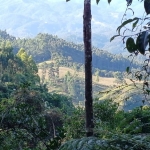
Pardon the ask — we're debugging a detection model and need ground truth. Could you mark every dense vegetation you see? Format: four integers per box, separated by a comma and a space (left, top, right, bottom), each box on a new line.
60, 100, 150, 150
1, 0, 150, 149
0, 30, 140, 73
0, 29, 149, 149
0, 30, 141, 103
0, 42, 74, 149
0, 31, 150, 150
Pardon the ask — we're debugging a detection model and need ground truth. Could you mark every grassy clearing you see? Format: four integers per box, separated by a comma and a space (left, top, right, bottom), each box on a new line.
38, 67, 124, 86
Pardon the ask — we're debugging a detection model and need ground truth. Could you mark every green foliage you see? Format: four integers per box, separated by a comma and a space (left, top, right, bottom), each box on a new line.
98, 83, 146, 111
0, 84, 68, 149
94, 99, 118, 123
93, 99, 122, 136
110, 1, 150, 56
61, 100, 150, 149
117, 107, 150, 134
0, 42, 75, 149
116, 17, 139, 35
0, 31, 139, 72
63, 107, 85, 139
110, 35, 120, 42
144, 0, 150, 15
126, 37, 137, 53
0, 42, 40, 89
111, 0, 150, 98
63, 99, 120, 140
59, 135, 150, 150
45, 93, 75, 114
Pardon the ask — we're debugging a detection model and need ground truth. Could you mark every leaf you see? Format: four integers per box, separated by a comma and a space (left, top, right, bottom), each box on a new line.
126, 67, 130, 73
108, 0, 112, 3
136, 31, 149, 55
142, 100, 145, 104
126, 0, 133, 6
144, 0, 150, 15
126, 37, 137, 53
148, 35, 150, 52
138, 74, 142, 81
144, 82, 149, 87
132, 19, 139, 30
110, 35, 120, 42
146, 89, 150, 95
117, 17, 139, 34
96, 0, 100, 4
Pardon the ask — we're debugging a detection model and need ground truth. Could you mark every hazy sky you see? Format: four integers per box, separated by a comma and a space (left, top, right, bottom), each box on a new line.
50, 0, 143, 15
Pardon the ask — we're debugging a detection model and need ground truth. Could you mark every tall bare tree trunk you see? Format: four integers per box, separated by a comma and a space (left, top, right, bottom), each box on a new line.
83, 0, 93, 137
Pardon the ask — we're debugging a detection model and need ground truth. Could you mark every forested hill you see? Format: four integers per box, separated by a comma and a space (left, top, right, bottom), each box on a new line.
0, 30, 139, 72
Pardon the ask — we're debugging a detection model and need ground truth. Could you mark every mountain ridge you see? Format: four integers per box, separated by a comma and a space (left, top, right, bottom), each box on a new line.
0, 0, 126, 54
0, 30, 140, 73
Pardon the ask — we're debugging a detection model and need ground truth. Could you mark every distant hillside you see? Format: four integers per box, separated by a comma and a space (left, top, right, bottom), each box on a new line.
38, 64, 109, 102
0, 30, 144, 108
99, 83, 150, 111
0, 30, 140, 72
0, 0, 125, 54
37, 60, 136, 103
0, 31, 138, 72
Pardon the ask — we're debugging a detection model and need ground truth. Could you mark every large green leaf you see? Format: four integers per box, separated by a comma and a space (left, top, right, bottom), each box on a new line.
117, 17, 139, 34
126, 37, 137, 53
136, 31, 149, 55
148, 34, 150, 48
108, 0, 112, 3
127, 0, 133, 6
144, 0, 150, 15
96, 0, 100, 4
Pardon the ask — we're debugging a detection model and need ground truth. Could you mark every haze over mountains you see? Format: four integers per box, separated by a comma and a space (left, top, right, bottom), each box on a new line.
0, 0, 143, 54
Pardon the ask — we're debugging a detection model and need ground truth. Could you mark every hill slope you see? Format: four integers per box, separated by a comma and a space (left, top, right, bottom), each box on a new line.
0, 30, 144, 109
0, 0, 140, 54
8, 32, 140, 72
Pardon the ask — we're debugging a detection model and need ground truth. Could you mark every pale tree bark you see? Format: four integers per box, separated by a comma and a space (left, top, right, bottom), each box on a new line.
83, 0, 93, 137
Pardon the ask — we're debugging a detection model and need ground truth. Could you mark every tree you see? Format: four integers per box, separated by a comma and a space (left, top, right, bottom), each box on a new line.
66, 0, 112, 137
66, 0, 93, 137
95, 69, 100, 82
83, 0, 93, 137
0, 45, 71, 149
48, 63, 55, 85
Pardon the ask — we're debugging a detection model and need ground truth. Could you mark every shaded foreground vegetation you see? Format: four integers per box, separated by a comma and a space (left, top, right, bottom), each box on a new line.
60, 100, 150, 150
0, 41, 150, 149
0, 42, 73, 149
0, 27, 150, 150
0, 32, 150, 150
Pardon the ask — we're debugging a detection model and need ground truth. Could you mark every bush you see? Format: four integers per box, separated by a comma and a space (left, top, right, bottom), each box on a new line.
117, 107, 150, 134
63, 107, 85, 140
59, 135, 150, 150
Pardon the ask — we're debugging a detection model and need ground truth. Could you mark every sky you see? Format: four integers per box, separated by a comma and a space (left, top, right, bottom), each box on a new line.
50, 0, 143, 16
0, 0, 145, 53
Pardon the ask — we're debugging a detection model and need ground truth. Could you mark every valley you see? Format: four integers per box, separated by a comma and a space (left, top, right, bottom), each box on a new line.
0, 30, 143, 108
0, 0, 150, 149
